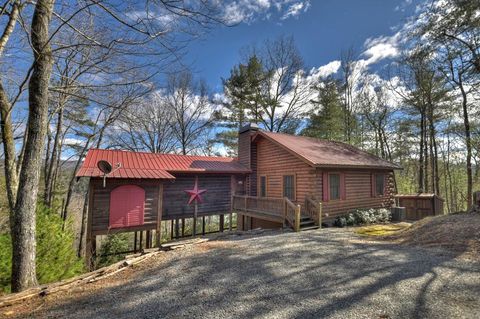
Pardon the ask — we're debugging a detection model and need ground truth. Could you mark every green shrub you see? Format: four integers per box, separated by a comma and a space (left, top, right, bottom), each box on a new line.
0, 204, 84, 293
0, 233, 11, 293
333, 208, 391, 228
96, 233, 131, 268
333, 216, 347, 227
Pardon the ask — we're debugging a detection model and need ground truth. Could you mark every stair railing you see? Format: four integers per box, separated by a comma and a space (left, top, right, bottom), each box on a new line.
304, 197, 323, 228
284, 197, 301, 232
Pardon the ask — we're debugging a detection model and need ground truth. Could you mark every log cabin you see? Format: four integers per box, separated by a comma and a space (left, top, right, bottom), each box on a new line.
235, 124, 401, 231
77, 123, 401, 265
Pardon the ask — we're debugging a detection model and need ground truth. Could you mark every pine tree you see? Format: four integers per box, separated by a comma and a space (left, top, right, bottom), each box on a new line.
302, 78, 345, 141
215, 55, 265, 155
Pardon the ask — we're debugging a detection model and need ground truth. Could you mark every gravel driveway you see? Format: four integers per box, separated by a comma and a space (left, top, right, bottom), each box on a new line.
18, 228, 480, 319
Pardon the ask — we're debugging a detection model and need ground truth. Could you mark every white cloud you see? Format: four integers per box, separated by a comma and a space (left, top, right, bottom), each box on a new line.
362, 32, 402, 66
64, 137, 85, 147
281, 1, 311, 20
222, 0, 310, 24
363, 43, 399, 65
308, 60, 341, 79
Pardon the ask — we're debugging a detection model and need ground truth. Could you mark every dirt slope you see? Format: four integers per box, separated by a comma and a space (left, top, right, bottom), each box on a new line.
388, 213, 480, 260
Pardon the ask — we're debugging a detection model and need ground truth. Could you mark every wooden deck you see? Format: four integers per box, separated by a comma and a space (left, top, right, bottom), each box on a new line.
232, 195, 323, 232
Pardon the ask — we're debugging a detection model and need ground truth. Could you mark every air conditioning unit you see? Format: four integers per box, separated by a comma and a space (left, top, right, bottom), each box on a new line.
391, 207, 406, 222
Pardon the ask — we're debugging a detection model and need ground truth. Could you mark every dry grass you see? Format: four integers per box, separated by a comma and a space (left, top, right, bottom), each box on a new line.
355, 223, 411, 236
386, 213, 480, 260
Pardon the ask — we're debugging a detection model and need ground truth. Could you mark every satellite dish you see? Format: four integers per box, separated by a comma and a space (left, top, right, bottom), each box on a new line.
97, 160, 112, 174
97, 160, 113, 188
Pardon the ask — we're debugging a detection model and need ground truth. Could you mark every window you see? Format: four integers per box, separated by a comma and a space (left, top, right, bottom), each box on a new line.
329, 174, 341, 200
260, 176, 267, 197
375, 174, 385, 196
283, 175, 295, 200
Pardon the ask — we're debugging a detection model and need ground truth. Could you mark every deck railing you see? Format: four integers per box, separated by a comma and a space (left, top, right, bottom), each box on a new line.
304, 197, 323, 227
232, 195, 302, 232
284, 198, 301, 232
232, 195, 285, 218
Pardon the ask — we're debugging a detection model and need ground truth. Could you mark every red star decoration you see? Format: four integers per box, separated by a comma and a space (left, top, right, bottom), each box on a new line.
184, 178, 207, 205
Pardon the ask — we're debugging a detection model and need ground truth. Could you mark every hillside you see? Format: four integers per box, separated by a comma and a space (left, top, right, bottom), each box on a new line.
387, 213, 480, 260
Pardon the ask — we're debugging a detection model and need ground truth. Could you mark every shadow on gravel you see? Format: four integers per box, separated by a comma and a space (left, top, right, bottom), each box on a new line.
26, 229, 480, 319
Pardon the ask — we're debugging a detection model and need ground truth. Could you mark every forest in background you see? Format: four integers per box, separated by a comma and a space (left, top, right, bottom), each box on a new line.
0, 0, 478, 293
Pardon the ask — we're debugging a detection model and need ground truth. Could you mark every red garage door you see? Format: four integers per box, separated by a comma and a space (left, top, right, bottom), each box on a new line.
109, 185, 145, 228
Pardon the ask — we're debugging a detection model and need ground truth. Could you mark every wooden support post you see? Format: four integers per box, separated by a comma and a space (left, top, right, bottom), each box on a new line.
175, 218, 180, 239
229, 195, 233, 231
295, 204, 301, 232
146, 230, 151, 249
181, 218, 185, 237
85, 234, 96, 271
139, 231, 143, 251
170, 220, 174, 240
90, 236, 97, 270
202, 216, 206, 235
193, 202, 198, 237
134, 232, 138, 253
156, 183, 164, 247
220, 214, 225, 232
318, 202, 323, 229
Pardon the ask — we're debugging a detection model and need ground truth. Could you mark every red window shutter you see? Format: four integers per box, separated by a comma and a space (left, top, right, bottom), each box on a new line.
109, 185, 145, 228
340, 173, 346, 200
322, 172, 329, 202
371, 173, 376, 197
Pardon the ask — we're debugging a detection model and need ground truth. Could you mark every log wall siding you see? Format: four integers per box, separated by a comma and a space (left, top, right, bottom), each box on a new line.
162, 174, 233, 219
255, 136, 315, 204
314, 169, 395, 220
90, 178, 160, 234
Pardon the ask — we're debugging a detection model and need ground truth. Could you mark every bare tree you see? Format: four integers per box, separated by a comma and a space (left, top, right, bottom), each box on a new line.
393, 50, 449, 195
259, 35, 311, 133
165, 71, 214, 155
443, 51, 477, 208
340, 48, 362, 144
108, 92, 176, 153
358, 76, 393, 160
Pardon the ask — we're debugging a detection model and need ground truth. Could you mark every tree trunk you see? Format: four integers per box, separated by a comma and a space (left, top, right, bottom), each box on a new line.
45, 106, 64, 206
459, 76, 472, 209
0, 1, 21, 211
0, 1, 20, 56
62, 140, 90, 223
11, 0, 55, 292
43, 127, 52, 202
418, 112, 425, 193
423, 114, 429, 193
77, 188, 89, 257
0, 85, 18, 211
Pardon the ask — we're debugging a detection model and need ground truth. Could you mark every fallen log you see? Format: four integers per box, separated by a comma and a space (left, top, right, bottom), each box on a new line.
0, 234, 213, 308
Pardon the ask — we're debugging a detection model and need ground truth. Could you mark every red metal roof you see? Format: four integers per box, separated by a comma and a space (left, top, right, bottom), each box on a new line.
76, 149, 250, 180
256, 131, 402, 170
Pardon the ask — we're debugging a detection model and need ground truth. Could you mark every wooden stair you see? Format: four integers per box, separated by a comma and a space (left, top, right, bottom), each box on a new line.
297, 215, 319, 231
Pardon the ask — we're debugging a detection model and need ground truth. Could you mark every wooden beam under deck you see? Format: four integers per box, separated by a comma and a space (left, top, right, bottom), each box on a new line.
234, 210, 284, 224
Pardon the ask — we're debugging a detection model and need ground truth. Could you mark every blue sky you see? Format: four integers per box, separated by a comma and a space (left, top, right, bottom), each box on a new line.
185, 0, 417, 92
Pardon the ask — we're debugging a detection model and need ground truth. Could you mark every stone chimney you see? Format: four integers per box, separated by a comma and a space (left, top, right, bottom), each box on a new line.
238, 123, 259, 196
